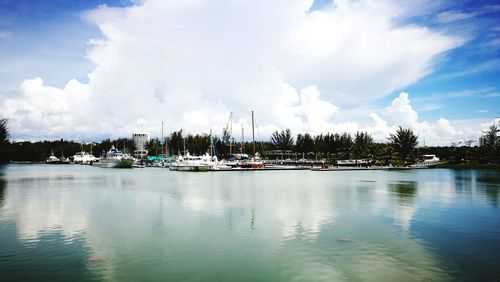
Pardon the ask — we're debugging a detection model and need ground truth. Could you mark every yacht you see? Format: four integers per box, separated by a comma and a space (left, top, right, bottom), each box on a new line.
46, 152, 70, 164
93, 146, 134, 168
412, 154, 440, 168
73, 151, 98, 165
169, 152, 212, 171
46, 153, 61, 164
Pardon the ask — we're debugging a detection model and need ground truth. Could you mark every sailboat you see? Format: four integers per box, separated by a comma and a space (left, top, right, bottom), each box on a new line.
248, 111, 264, 168
238, 111, 264, 169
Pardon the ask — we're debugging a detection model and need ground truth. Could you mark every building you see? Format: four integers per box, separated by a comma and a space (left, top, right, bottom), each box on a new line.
132, 133, 150, 156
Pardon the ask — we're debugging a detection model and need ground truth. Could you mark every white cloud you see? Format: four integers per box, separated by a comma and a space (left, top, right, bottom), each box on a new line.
363, 92, 482, 146
436, 10, 477, 23
0, 0, 468, 144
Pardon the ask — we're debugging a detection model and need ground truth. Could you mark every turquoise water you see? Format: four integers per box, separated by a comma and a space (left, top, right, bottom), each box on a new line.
0, 165, 499, 281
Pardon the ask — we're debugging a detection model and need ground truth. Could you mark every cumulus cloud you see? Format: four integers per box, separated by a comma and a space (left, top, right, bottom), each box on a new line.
0, 0, 469, 144
365, 92, 480, 146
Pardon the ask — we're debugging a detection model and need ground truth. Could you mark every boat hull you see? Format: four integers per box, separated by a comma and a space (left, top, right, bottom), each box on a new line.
169, 165, 210, 172
93, 159, 134, 168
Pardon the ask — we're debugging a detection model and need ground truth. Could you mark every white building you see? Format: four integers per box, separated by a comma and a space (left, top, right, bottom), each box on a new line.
132, 133, 150, 155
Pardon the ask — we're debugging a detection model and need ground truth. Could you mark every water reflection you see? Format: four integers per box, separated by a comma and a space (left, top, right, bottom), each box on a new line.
388, 181, 417, 232
452, 170, 500, 207
0, 175, 5, 208
1, 165, 499, 281
454, 170, 473, 194
390, 181, 417, 205
475, 170, 500, 207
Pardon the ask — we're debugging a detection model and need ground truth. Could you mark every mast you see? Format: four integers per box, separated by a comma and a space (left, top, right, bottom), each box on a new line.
241, 124, 244, 153
209, 129, 212, 156
229, 112, 233, 155
183, 137, 186, 156
252, 111, 255, 160
161, 121, 164, 155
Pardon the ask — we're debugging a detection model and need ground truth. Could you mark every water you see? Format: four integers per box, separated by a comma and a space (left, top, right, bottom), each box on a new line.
0, 165, 499, 281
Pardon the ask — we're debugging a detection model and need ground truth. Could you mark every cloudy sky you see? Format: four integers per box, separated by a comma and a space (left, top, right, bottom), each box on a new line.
0, 0, 499, 145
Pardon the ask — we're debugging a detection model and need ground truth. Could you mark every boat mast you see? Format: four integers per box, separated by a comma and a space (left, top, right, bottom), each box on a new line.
229, 112, 233, 155
209, 129, 213, 157
241, 124, 244, 153
252, 111, 255, 161
161, 121, 164, 156
183, 137, 186, 156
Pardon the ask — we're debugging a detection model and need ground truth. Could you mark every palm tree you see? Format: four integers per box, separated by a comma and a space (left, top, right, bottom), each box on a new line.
388, 126, 418, 164
295, 133, 314, 157
352, 131, 373, 159
482, 124, 500, 162
0, 118, 9, 163
270, 129, 294, 150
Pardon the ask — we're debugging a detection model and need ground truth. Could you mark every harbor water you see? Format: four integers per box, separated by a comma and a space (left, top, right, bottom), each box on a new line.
0, 164, 499, 281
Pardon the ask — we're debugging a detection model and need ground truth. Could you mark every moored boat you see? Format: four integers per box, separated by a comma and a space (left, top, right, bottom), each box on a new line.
46, 153, 61, 164
73, 151, 99, 165
169, 152, 211, 171
93, 146, 134, 168
411, 154, 441, 168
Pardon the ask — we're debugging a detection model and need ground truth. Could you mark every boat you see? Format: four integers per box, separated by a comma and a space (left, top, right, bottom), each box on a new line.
411, 154, 440, 168
46, 153, 61, 164
169, 152, 212, 171
93, 146, 134, 168
46, 151, 70, 164
73, 151, 99, 165
246, 110, 265, 168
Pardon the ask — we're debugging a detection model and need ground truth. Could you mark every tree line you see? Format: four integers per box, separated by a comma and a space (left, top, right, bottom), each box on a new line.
0, 118, 499, 165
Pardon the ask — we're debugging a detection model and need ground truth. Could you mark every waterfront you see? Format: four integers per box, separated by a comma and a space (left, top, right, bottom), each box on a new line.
0, 165, 499, 281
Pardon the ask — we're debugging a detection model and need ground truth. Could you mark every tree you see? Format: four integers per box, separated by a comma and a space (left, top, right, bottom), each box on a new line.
295, 133, 314, 156
168, 130, 184, 155
352, 131, 373, 159
270, 129, 294, 150
482, 124, 500, 162
0, 118, 9, 163
388, 127, 418, 164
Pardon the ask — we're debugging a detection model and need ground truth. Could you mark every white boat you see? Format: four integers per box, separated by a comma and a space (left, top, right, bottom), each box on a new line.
46, 154, 61, 164
203, 154, 232, 170
73, 151, 99, 165
411, 154, 440, 168
46, 151, 70, 164
169, 152, 212, 171
93, 146, 134, 168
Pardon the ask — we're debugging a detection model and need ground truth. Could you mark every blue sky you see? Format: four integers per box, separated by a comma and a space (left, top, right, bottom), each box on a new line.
389, 0, 500, 121
0, 0, 499, 143
0, 0, 131, 90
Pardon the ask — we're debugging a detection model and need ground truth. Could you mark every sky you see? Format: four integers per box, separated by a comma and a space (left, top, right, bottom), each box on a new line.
0, 0, 499, 145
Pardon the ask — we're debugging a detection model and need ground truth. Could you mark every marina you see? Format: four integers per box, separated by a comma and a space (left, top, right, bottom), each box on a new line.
1, 1, 499, 281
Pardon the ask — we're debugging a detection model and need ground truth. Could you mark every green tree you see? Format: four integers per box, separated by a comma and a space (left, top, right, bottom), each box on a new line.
270, 129, 294, 150
352, 131, 373, 159
295, 133, 314, 156
482, 124, 500, 163
388, 127, 418, 164
0, 118, 9, 163
168, 130, 184, 155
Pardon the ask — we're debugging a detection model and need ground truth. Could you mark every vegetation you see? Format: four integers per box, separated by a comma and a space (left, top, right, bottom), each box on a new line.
0, 119, 9, 163
1, 117, 499, 167
388, 126, 418, 164
271, 129, 294, 150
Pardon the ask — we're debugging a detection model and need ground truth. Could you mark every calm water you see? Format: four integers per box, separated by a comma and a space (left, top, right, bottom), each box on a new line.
0, 165, 499, 281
